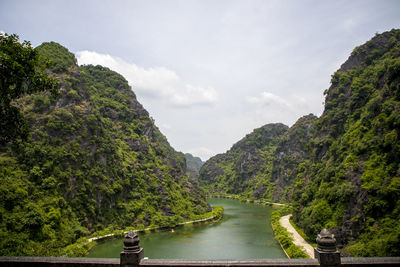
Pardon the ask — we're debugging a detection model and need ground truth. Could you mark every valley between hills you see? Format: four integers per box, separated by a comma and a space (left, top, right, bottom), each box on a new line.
1, 29, 399, 257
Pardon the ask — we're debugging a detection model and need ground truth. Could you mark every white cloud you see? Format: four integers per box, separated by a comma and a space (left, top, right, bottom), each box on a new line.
76, 51, 217, 107
246, 91, 290, 108
244, 90, 323, 128
343, 18, 358, 32
171, 84, 217, 107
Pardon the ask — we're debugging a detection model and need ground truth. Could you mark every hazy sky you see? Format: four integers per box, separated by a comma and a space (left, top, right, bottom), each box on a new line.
1, 0, 399, 160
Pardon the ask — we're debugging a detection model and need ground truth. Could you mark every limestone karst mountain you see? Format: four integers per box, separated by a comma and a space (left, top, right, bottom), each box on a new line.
292, 29, 400, 256
200, 29, 400, 256
199, 123, 289, 199
198, 115, 316, 202
0, 42, 209, 256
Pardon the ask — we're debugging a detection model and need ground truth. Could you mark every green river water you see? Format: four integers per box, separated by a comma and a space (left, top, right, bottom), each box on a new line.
87, 198, 286, 259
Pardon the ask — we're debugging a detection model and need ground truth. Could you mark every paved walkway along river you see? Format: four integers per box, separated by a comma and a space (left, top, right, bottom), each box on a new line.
279, 214, 314, 258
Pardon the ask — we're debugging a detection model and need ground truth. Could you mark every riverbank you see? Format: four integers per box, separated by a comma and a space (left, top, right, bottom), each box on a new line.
63, 206, 223, 257
279, 215, 314, 258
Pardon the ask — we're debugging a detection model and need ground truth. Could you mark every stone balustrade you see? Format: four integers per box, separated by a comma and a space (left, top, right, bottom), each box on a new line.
1, 229, 400, 266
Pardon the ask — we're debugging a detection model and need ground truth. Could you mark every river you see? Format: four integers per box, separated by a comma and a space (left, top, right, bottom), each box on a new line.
87, 198, 286, 259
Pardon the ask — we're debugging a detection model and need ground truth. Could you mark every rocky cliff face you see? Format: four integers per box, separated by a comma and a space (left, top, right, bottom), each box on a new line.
271, 114, 317, 201
0, 42, 209, 256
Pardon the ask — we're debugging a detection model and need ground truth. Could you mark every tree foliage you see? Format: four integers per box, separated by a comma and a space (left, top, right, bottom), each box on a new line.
0, 33, 58, 144
199, 123, 288, 200
291, 29, 400, 256
199, 115, 316, 203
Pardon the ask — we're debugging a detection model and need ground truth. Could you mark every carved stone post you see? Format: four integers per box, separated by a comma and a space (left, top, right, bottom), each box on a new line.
314, 229, 340, 266
120, 231, 144, 267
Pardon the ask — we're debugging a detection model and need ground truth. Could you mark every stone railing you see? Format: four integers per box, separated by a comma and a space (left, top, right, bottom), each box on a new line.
1, 229, 400, 267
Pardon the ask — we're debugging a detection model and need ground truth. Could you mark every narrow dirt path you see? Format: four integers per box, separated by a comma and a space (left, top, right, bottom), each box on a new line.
279, 214, 314, 258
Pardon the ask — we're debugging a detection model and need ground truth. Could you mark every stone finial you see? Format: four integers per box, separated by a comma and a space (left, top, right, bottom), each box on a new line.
124, 231, 141, 252
121, 231, 144, 267
316, 229, 337, 252
314, 229, 341, 266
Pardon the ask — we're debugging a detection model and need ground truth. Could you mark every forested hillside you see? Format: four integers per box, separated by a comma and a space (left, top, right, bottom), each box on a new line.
200, 29, 400, 256
199, 123, 289, 199
0, 41, 209, 256
292, 29, 400, 256
199, 115, 316, 202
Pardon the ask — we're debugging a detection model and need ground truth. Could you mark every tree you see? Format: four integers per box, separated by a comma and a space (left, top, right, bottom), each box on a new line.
0, 33, 58, 144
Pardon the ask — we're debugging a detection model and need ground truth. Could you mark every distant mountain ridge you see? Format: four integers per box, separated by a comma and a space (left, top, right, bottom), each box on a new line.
185, 153, 204, 179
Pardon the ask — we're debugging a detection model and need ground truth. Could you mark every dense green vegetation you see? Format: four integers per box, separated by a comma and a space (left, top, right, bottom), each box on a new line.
200, 29, 400, 256
0, 34, 58, 144
0, 41, 210, 256
292, 29, 400, 257
199, 123, 288, 200
199, 116, 316, 203
2, 29, 399, 258
36, 42, 77, 74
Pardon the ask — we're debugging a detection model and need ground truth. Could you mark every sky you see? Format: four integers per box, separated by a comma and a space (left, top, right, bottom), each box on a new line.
1, 0, 400, 160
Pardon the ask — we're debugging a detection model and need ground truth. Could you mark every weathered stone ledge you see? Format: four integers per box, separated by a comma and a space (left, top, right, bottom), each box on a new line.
1, 256, 400, 266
